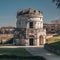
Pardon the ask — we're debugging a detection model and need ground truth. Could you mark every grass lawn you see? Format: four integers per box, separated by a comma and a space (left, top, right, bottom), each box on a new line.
47, 36, 60, 44
47, 36, 60, 49
0, 48, 46, 60
0, 48, 32, 56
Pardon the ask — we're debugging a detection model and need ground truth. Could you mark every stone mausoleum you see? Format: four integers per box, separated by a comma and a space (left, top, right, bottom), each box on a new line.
14, 8, 46, 46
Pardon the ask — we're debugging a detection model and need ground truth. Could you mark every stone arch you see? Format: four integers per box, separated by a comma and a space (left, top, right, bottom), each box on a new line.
29, 35, 34, 38
39, 35, 44, 45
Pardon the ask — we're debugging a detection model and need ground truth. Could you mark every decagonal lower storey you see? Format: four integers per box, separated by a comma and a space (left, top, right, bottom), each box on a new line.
14, 8, 46, 46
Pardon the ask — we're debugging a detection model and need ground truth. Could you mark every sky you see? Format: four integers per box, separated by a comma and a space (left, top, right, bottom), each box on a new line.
0, 0, 60, 27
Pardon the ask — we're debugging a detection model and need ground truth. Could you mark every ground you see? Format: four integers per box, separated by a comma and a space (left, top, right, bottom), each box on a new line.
47, 36, 60, 44
0, 46, 46, 60
25, 47, 60, 60
0, 46, 60, 60
47, 36, 60, 50
0, 48, 31, 56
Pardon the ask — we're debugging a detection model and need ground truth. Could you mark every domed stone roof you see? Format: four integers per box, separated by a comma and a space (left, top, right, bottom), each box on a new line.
17, 8, 43, 16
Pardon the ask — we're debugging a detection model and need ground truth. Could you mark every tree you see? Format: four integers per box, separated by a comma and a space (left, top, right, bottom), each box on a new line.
52, 0, 60, 8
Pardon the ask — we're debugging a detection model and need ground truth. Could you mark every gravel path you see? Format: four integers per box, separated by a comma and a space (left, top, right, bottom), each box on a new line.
25, 47, 60, 60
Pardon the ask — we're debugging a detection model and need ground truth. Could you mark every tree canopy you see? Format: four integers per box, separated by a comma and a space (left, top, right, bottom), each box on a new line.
53, 0, 60, 8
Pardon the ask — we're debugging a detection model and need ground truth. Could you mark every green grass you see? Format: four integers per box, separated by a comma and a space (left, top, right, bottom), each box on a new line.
0, 48, 32, 56
0, 48, 46, 60
49, 41, 60, 49
47, 36, 60, 50
0, 57, 46, 60
47, 36, 60, 44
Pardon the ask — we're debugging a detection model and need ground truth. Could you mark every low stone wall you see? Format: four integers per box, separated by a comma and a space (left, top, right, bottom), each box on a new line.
46, 34, 53, 39
44, 44, 60, 55
0, 34, 13, 43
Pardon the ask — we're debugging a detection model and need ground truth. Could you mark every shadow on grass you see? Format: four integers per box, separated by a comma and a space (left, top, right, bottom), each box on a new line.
48, 41, 60, 50
0, 55, 46, 60
44, 41, 60, 55
0, 48, 32, 56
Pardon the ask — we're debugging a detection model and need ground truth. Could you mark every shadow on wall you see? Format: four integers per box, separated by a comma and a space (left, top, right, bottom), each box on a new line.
0, 38, 13, 45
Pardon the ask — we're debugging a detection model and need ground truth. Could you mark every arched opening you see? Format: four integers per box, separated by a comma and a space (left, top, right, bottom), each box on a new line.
29, 38, 34, 45
39, 35, 44, 45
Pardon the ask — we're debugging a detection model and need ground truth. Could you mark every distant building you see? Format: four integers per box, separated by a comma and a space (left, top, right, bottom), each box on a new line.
0, 26, 15, 34
44, 22, 60, 34
52, 19, 60, 24
0, 26, 15, 44
14, 8, 46, 46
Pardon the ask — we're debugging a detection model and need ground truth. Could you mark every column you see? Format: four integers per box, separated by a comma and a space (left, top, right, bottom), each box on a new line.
37, 38, 39, 46
43, 36, 46, 44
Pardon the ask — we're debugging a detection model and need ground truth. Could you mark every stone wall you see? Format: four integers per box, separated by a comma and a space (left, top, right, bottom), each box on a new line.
0, 34, 13, 43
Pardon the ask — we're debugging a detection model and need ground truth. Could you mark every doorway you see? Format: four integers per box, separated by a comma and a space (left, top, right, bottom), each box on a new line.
39, 35, 44, 45
29, 38, 34, 45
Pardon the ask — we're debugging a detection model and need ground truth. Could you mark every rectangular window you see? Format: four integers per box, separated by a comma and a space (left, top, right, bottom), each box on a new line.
29, 22, 33, 28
